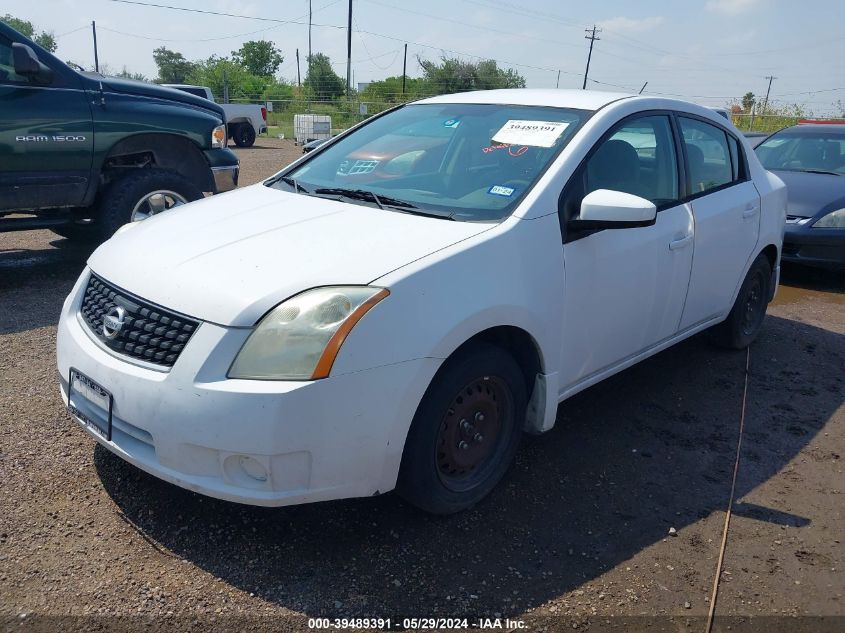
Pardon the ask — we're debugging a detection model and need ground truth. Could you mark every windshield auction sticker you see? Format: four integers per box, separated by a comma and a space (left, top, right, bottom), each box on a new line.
492, 120, 570, 147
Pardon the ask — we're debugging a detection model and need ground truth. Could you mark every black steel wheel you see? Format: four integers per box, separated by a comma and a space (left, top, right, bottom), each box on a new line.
397, 342, 526, 514
711, 253, 772, 349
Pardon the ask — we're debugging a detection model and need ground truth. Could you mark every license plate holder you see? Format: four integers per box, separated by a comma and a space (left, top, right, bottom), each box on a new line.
68, 368, 113, 441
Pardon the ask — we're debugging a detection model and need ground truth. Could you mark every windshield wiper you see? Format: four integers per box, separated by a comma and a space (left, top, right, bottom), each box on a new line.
802, 169, 841, 176
313, 187, 455, 220
278, 176, 310, 193
313, 187, 421, 210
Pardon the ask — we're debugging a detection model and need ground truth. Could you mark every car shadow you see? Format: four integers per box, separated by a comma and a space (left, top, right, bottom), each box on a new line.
779, 262, 845, 295
0, 237, 94, 334
94, 314, 844, 618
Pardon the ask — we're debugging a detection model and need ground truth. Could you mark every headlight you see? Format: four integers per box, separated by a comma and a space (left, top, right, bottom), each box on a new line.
813, 208, 845, 228
228, 287, 389, 380
211, 124, 227, 148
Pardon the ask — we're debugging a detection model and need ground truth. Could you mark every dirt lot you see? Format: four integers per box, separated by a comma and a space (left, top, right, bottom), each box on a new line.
1, 138, 843, 631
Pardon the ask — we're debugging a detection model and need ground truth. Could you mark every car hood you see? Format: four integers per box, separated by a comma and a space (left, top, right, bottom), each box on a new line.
87, 185, 493, 326
80, 73, 224, 118
772, 169, 845, 218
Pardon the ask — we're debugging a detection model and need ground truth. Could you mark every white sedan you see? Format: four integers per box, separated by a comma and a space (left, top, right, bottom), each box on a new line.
57, 89, 786, 514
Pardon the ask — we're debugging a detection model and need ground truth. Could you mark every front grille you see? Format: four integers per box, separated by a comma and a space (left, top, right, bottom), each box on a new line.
79, 274, 199, 368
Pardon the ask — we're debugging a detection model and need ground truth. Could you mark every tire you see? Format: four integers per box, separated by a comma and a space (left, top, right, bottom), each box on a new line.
95, 169, 203, 239
711, 253, 772, 350
232, 123, 256, 148
396, 343, 526, 514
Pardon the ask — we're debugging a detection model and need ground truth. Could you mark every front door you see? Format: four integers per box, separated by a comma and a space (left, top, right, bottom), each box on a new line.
558, 113, 694, 393
0, 34, 93, 211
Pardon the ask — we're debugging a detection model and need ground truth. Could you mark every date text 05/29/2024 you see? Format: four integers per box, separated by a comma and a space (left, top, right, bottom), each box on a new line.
307, 617, 527, 629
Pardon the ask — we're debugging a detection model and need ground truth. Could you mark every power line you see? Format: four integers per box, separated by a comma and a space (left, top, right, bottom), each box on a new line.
55, 24, 90, 39
362, 0, 582, 51
100, 0, 343, 42
108, 0, 344, 27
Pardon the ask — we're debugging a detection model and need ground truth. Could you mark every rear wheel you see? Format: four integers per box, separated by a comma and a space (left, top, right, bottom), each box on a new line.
397, 343, 526, 514
231, 123, 256, 148
711, 253, 772, 349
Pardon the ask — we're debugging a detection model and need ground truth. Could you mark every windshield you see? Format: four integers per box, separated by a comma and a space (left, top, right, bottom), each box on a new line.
755, 130, 845, 175
271, 103, 588, 221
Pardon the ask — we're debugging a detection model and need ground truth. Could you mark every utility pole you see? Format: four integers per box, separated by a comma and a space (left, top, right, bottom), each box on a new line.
346, 0, 353, 98
91, 21, 99, 73
582, 25, 600, 90
556, 70, 560, 89
639, 81, 648, 94
308, 0, 312, 66
402, 43, 407, 96
762, 75, 777, 115
296, 48, 301, 86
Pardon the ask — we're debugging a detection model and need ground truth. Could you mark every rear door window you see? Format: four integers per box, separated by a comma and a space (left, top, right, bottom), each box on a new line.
678, 117, 735, 193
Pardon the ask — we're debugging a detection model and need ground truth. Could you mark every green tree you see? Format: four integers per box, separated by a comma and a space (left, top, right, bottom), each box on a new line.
361, 75, 429, 103
304, 53, 345, 100
232, 40, 283, 77
187, 55, 292, 102
417, 56, 525, 94
152, 47, 195, 84
2, 14, 57, 52
741, 91, 756, 113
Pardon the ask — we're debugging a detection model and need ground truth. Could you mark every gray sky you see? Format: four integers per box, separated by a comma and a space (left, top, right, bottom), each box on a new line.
6, 0, 845, 114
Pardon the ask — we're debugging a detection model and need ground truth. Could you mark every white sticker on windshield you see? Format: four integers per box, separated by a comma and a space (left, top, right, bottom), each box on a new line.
492, 120, 570, 148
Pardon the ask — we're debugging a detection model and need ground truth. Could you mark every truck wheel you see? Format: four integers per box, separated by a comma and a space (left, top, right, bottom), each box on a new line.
232, 123, 256, 148
710, 253, 772, 350
396, 343, 526, 514
97, 169, 203, 238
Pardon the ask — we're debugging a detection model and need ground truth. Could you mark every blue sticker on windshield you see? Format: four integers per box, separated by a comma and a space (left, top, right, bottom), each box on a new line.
443, 119, 460, 128
488, 185, 515, 197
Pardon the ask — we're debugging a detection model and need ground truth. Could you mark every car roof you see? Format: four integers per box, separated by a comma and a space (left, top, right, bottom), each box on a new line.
415, 89, 635, 111
780, 124, 845, 135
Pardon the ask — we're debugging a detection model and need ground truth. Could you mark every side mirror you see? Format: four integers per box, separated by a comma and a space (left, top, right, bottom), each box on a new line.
12, 43, 54, 84
569, 189, 657, 230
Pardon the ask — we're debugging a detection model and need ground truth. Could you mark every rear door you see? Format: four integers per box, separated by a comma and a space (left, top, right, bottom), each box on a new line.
0, 33, 93, 211
676, 116, 760, 329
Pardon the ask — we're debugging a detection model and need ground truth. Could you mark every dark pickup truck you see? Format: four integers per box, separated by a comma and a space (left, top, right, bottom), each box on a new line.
0, 22, 240, 241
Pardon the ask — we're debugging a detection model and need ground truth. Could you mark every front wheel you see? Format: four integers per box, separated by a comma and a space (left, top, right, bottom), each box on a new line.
96, 169, 203, 239
711, 253, 772, 349
397, 343, 526, 514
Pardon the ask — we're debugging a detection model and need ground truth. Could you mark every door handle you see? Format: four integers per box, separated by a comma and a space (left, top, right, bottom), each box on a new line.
669, 234, 693, 250
742, 204, 759, 219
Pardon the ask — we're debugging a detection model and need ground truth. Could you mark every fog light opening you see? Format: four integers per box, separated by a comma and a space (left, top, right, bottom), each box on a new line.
238, 455, 268, 482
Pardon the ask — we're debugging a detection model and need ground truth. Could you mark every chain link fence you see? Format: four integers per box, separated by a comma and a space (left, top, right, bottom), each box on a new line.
227, 94, 845, 140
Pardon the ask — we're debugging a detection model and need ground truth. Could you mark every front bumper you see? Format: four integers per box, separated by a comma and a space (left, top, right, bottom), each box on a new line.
204, 148, 240, 193
211, 165, 239, 193
782, 223, 845, 269
56, 270, 438, 507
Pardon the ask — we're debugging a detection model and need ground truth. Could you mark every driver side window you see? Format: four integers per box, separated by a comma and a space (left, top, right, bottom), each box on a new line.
0, 36, 29, 84
585, 115, 680, 205
559, 114, 680, 236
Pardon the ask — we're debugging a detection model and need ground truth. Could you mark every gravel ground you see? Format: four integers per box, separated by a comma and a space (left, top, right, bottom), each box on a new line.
1, 137, 843, 632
